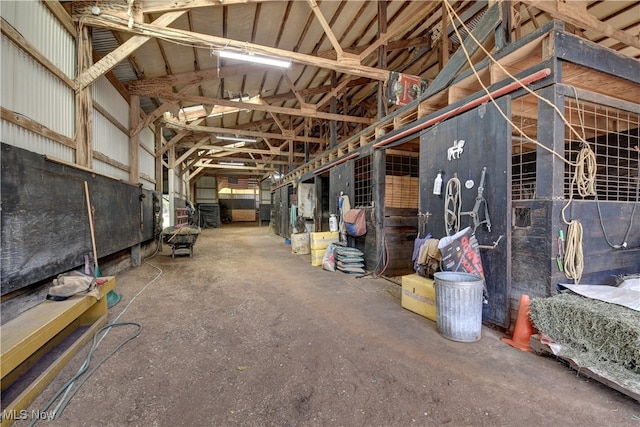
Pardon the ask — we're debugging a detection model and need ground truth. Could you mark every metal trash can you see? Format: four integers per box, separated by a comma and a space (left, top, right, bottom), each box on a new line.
434, 272, 484, 342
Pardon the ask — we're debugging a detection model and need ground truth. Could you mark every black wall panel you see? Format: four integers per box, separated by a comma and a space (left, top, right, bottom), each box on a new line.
419, 99, 512, 328
1, 143, 157, 295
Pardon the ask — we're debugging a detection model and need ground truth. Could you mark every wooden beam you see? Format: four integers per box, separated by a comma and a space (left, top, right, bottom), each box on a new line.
155, 125, 163, 192
440, 2, 450, 68
77, 11, 186, 90
521, 0, 640, 50
358, 1, 439, 61
426, 3, 502, 98
201, 144, 306, 157
307, 0, 345, 58
75, 24, 93, 168
129, 95, 140, 183
126, 64, 265, 93
132, 83, 199, 137
316, 77, 353, 109
42, 0, 76, 37
140, 0, 278, 14
162, 116, 325, 144
173, 136, 210, 168
194, 163, 277, 171
282, 73, 307, 105
78, 14, 390, 82
146, 91, 373, 124
1, 18, 75, 88
157, 118, 205, 157
1, 107, 75, 148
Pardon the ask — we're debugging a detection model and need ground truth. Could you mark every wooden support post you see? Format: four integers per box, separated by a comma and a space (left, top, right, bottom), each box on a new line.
377, 0, 388, 121
168, 146, 176, 226
439, 1, 450, 68
330, 71, 338, 148
536, 85, 565, 200
496, 0, 513, 49
155, 124, 163, 192
129, 95, 140, 184
75, 24, 93, 168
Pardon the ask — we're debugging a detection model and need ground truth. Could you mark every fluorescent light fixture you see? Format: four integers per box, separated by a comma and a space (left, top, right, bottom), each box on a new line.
220, 161, 245, 166
216, 135, 257, 143
224, 141, 245, 148
217, 50, 291, 68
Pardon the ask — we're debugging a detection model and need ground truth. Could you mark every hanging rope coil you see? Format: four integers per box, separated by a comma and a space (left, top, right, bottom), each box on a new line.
575, 143, 597, 198
563, 220, 584, 284
444, 175, 461, 236
561, 143, 597, 284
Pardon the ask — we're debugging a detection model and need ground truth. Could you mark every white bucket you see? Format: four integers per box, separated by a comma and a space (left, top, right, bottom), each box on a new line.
329, 214, 338, 232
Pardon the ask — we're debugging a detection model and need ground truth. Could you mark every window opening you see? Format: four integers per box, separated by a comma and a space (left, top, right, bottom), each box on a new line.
354, 156, 372, 207
564, 99, 639, 202
385, 153, 419, 209
511, 94, 538, 200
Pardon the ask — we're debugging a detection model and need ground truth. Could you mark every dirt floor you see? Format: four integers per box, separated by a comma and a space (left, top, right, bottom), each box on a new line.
11, 224, 640, 426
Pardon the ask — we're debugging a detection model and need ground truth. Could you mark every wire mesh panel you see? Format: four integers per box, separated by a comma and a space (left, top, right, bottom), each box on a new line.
354, 155, 372, 207
385, 153, 419, 209
564, 99, 640, 202
511, 94, 539, 200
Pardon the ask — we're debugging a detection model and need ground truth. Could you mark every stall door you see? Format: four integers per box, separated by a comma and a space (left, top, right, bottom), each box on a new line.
419, 99, 511, 328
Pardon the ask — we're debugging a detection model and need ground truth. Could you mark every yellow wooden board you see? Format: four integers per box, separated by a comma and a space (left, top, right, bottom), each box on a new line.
401, 274, 436, 322
1, 277, 115, 380
310, 232, 339, 250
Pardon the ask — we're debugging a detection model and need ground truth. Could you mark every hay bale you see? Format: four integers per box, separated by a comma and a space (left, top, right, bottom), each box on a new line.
530, 293, 640, 373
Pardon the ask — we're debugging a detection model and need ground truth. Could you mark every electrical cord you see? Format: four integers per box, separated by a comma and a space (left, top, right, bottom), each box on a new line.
30, 322, 143, 427
32, 235, 165, 424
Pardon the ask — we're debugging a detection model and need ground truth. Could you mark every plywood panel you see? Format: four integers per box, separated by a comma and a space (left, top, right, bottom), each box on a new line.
231, 209, 256, 222
1, 144, 157, 295
419, 99, 512, 328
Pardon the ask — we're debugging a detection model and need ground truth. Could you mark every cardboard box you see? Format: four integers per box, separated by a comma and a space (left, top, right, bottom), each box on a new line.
311, 248, 326, 267
401, 274, 436, 322
310, 231, 339, 250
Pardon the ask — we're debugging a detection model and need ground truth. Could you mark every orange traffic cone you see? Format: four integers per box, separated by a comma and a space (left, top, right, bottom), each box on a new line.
501, 294, 535, 352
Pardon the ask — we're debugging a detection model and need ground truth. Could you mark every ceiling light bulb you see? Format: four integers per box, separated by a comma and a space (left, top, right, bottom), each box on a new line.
217, 50, 291, 68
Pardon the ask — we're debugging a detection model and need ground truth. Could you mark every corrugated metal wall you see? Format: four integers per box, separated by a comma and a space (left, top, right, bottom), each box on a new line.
91, 76, 130, 128
139, 127, 156, 190
1, 35, 74, 139
1, 120, 74, 161
0, 0, 75, 77
0, 1, 168, 189
195, 176, 218, 203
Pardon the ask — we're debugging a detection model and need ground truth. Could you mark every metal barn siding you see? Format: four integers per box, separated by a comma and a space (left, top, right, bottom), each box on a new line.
139, 126, 156, 189
1, 120, 74, 162
0, 0, 75, 78
92, 111, 130, 181
92, 76, 130, 129
1, 35, 74, 139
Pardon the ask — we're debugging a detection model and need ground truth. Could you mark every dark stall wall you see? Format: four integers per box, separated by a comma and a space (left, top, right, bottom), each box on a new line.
419, 99, 512, 328
553, 200, 640, 285
329, 161, 354, 215
1, 144, 157, 295
272, 185, 290, 238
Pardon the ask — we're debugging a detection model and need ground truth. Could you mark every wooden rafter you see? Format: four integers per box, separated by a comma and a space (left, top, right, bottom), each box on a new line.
78, 14, 390, 81
77, 11, 186, 90
520, 0, 640, 50
162, 116, 325, 144
144, 91, 373, 125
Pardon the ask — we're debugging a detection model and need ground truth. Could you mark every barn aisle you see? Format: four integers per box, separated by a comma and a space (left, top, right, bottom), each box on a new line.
19, 225, 639, 426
